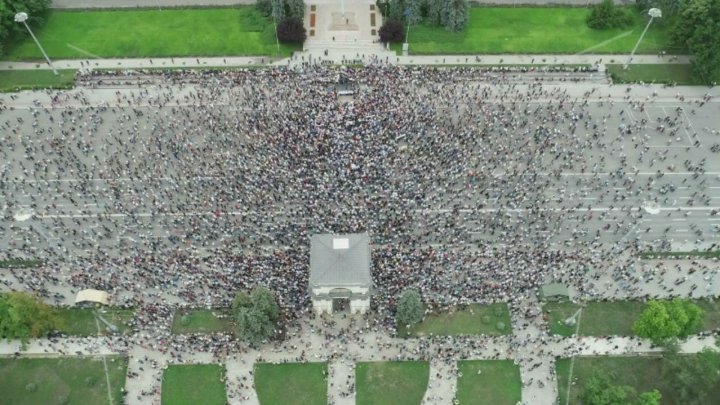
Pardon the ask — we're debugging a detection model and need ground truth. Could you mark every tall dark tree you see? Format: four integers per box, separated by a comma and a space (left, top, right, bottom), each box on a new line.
276, 17, 306, 44
440, 0, 469, 32
378, 19, 405, 43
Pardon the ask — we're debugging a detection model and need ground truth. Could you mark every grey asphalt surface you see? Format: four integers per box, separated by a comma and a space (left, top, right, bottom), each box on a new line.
1, 78, 718, 264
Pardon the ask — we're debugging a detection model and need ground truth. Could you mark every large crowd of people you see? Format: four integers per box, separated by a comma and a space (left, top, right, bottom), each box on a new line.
0, 65, 715, 331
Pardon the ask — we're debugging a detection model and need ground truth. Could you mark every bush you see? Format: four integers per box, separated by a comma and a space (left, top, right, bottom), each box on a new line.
481, 315, 491, 324
379, 20, 405, 43
276, 17, 307, 44
25, 383, 37, 392
85, 376, 96, 387
494, 306, 504, 317
58, 395, 70, 405
180, 315, 190, 326
495, 321, 506, 331
587, 0, 634, 29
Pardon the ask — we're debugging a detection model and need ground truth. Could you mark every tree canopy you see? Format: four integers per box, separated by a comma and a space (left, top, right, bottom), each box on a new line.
670, 0, 720, 84
395, 289, 423, 327
0, 0, 52, 55
632, 299, 703, 346
232, 287, 280, 347
0, 292, 57, 346
582, 372, 661, 405
665, 348, 720, 405
380, 0, 469, 32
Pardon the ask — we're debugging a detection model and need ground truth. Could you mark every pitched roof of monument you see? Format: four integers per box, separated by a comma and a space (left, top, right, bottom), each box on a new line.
309, 233, 371, 287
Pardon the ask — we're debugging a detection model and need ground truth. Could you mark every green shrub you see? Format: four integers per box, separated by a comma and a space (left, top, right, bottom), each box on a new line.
587, 0, 634, 29
180, 315, 191, 326
85, 376, 96, 387
494, 306, 504, 317
481, 315, 491, 324
496, 321, 506, 331
25, 383, 37, 392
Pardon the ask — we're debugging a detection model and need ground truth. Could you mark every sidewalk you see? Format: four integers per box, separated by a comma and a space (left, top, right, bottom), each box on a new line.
0, 53, 692, 72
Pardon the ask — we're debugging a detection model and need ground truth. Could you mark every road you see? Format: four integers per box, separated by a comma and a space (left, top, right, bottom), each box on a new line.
0, 77, 719, 264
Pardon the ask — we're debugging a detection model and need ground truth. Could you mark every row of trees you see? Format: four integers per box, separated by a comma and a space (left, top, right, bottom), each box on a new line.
377, 0, 470, 42
378, 0, 470, 39
0, 0, 51, 54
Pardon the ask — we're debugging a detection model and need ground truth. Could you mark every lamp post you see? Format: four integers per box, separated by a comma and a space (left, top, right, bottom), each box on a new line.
402, 9, 412, 56
624, 8, 662, 70
14, 12, 58, 76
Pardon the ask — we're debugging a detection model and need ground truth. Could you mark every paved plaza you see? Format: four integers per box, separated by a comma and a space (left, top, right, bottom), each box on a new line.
0, 65, 719, 405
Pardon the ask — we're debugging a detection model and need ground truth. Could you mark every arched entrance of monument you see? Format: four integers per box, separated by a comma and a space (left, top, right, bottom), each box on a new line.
329, 288, 352, 313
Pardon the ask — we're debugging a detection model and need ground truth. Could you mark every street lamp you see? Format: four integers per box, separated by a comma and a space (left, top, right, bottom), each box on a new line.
14, 12, 58, 75
623, 8, 662, 70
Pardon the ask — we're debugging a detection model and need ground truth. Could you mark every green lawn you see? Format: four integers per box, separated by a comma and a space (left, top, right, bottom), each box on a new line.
544, 299, 720, 337
0, 356, 127, 405
162, 364, 226, 405
641, 250, 720, 259
556, 355, 720, 405
171, 308, 233, 334
356, 361, 429, 405
608, 64, 709, 85
0, 258, 45, 268
55, 307, 135, 336
5, 7, 299, 61
394, 7, 675, 55
456, 360, 521, 405
254, 362, 327, 405
401, 303, 511, 337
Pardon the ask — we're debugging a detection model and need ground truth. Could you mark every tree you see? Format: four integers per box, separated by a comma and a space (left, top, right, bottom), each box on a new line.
425, 0, 443, 26
632, 299, 703, 346
255, 0, 273, 17
235, 307, 274, 347
670, 0, 720, 84
284, 0, 305, 20
251, 286, 279, 322
0, 292, 57, 347
581, 372, 632, 405
665, 348, 720, 405
635, 389, 661, 405
440, 0, 469, 32
0, 0, 53, 55
270, 0, 285, 21
232, 287, 281, 347
232, 291, 252, 312
379, 19, 405, 43
395, 289, 423, 326
587, 0, 634, 30
276, 17, 306, 44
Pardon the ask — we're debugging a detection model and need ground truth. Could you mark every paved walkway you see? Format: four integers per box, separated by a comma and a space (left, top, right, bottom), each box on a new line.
0, 53, 692, 72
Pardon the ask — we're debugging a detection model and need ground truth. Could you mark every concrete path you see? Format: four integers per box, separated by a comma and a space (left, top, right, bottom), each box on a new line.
0, 53, 692, 72
422, 358, 457, 404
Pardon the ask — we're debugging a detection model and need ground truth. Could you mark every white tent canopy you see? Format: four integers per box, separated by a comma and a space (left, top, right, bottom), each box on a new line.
75, 289, 109, 306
